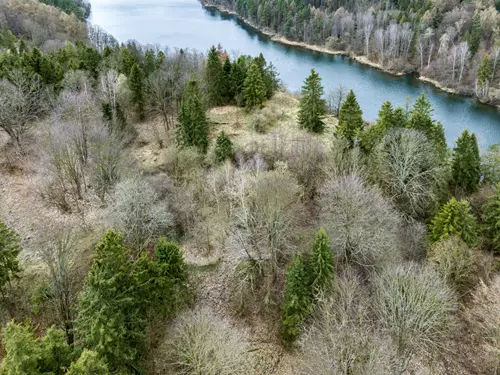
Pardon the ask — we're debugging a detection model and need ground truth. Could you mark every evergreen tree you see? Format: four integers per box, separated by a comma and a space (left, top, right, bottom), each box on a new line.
452, 130, 481, 194
214, 131, 234, 163
429, 197, 478, 246
222, 58, 233, 104
482, 185, 500, 253
477, 55, 492, 96
263, 61, 279, 99
298, 69, 327, 133
120, 47, 136, 76
309, 228, 334, 297
281, 254, 312, 344
337, 89, 363, 144
205, 46, 224, 106
468, 12, 482, 56
177, 80, 209, 153
0, 221, 21, 293
359, 101, 395, 152
144, 49, 156, 76
129, 63, 145, 121
66, 350, 110, 375
75, 230, 146, 371
243, 62, 266, 109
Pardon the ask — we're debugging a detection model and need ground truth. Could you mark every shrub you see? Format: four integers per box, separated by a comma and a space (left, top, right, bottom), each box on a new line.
429, 197, 478, 247
214, 131, 234, 163
167, 309, 251, 374
428, 236, 480, 293
374, 263, 457, 372
0, 221, 22, 293
109, 177, 173, 249
318, 174, 401, 270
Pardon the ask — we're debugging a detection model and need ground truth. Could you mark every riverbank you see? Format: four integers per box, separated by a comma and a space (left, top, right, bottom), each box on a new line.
201, 2, 468, 97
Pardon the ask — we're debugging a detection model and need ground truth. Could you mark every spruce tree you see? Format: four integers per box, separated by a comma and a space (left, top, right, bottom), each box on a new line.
243, 62, 266, 109
214, 131, 234, 163
468, 12, 482, 56
483, 185, 500, 253
177, 80, 209, 153
309, 228, 334, 297
129, 63, 145, 121
205, 46, 224, 106
337, 89, 364, 144
452, 130, 481, 194
0, 221, 21, 293
429, 197, 478, 246
298, 69, 327, 133
477, 55, 492, 96
222, 58, 233, 104
66, 350, 110, 375
120, 47, 136, 76
360, 101, 395, 152
281, 254, 312, 344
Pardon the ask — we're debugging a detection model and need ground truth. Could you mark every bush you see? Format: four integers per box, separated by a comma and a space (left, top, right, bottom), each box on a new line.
214, 131, 234, 163
428, 236, 480, 293
109, 177, 173, 249
429, 197, 478, 247
167, 309, 251, 375
374, 263, 457, 372
318, 174, 401, 270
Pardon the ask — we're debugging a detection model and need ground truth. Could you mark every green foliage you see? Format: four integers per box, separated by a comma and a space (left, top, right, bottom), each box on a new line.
452, 130, 481, 194
483, 185, 500, 253
359, 101, 397, 152
129, 63, 145, 121
477, 55, 492, 88
0, 322, 72, 375
309, 228, 334, 297
337, 90, 363, 144
205, 46, 224, 106
40, 0, 91, 20
243, 62, 266, 109
298, 69, 327, 133
120, 48, 137, 76
214, 131, 234, 163
75, 230, 146, 371
428, 236, 480, 293
468, 12, 482, 56
0, 221, 21, 293
221, 58, 233, 104
482, 144, 500, 185
429, 197, 478, 246
282, 254, 312, 344
178, 80, 210, 153
66, 350, 110, 375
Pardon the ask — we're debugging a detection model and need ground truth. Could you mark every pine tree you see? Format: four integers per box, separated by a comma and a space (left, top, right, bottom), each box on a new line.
243, 62, 266, 109
281, 254, 312, 344
298, 69, 327, 133
206, 46, 224, 106
452, 130, 481, 194
337, 89, 363, 144
0, 221, 21, 293
129, 63, 145, 121
309, 228, 334, 297
360, 101, 395, 152
177, 80, 209, 153
75, 230, 146, 370
214, 131, 234, 163
429, 197, 478, 246
468, 12, 482, 56
66, 350, 110, 375
477, 55, 492, 96
483, 185, 500, 253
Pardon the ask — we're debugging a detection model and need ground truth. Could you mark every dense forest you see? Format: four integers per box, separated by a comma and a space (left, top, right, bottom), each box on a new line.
1, 0, 500, 374
204, 0, 500, 103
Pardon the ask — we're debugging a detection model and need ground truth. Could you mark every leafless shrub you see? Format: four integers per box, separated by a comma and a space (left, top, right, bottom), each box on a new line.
299, 271, 392, 375
164, 308, 252, 375
324, 137, 365, 178
326, 84, 348, 116
318, 173, 402, 270
374, 263, 457, 373
369, 128, 449, 219
108, 177, 173, 249
248, 105, 284, 133
61, 70, 92, 93
465, 276, 500, 373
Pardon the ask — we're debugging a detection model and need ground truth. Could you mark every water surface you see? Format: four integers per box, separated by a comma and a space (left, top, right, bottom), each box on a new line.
91, 0, 500, 148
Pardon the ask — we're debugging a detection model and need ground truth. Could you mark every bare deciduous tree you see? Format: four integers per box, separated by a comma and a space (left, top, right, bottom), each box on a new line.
326, 84, 348, 116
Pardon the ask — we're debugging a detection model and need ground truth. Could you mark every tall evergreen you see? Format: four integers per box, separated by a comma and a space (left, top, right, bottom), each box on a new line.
281, 254, 312, 344
309, 228, 334, 297
483, 185, 500, 253
298, 69, 327, 133
129, 63, 145, 121
468, 12, 482, 56
222, 58, 233, 104
452, 130, 481, 194
337, 89, 363, 144
205, 46, 224, 106
177, 80, 209, 153
360, 101, 395, 152
0, 221, 21, 293
243, 62, 266, 109
429, 197, 478, 246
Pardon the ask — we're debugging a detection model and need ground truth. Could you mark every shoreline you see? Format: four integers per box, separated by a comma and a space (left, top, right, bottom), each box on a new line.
201, 2, 486, 101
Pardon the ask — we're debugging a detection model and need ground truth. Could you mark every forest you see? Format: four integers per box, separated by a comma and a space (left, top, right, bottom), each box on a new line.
1, 0, 500, 374
204, 0, 500, 104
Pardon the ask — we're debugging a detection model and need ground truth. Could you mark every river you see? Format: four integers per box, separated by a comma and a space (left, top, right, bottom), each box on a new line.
90, 0, 500, 148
